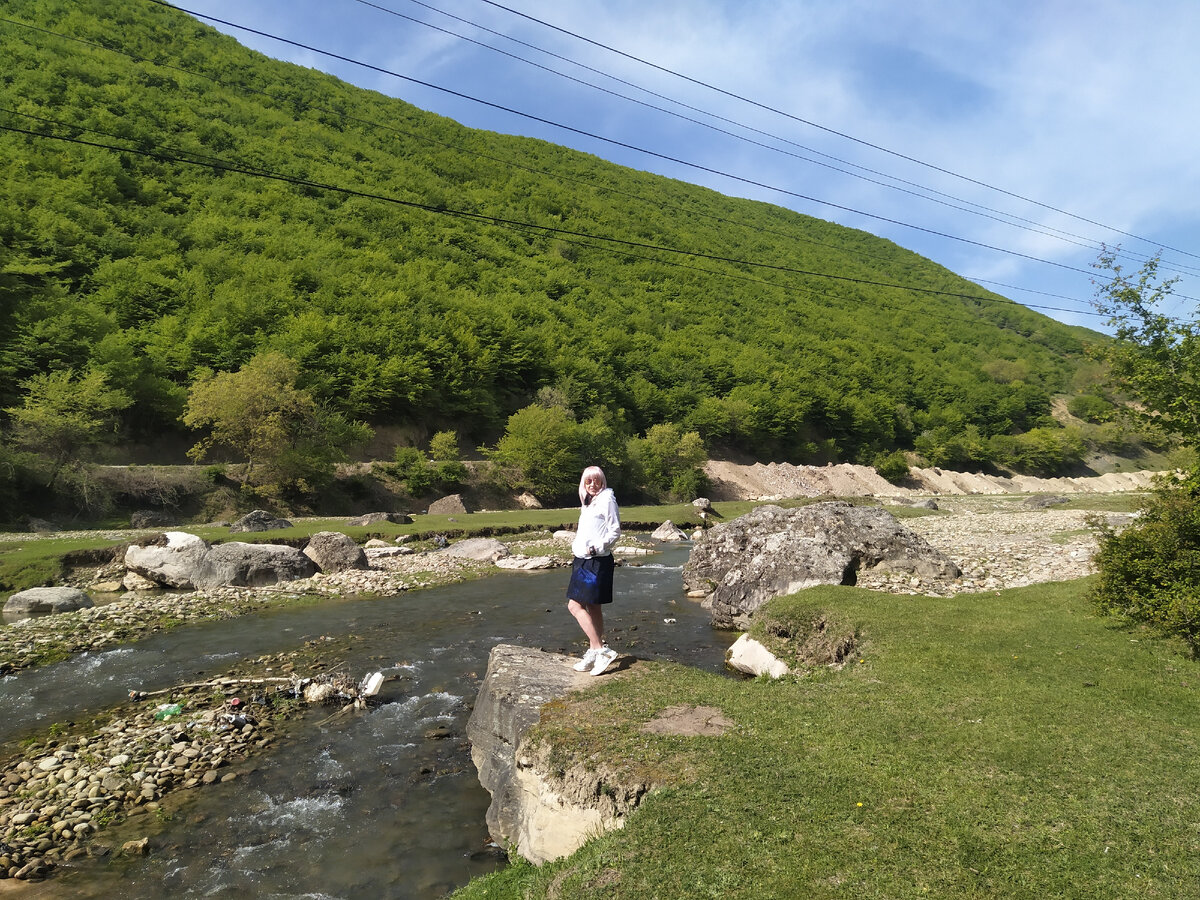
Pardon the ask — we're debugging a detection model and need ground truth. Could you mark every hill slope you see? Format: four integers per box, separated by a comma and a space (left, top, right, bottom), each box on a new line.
1, 0, 1100, 463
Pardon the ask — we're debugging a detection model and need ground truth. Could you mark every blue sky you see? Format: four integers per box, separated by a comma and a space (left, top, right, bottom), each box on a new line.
172, 0, 1200, 330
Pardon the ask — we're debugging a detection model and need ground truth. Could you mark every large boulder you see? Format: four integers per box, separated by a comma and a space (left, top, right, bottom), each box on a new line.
651, 520, 689, 542
129, 509, 176, 529
229, 510, 293, 533
303, 532, 369, 572
199, 542, 317, 588
124, 532, 213, 589
467, 645, 649, 864
4, 587, 94, 617
125, 532, 317, 589
682, 501, 960, 629
427, 494, 469, 515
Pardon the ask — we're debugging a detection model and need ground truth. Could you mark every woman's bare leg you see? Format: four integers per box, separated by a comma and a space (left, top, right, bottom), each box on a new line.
567, 598, 604, 649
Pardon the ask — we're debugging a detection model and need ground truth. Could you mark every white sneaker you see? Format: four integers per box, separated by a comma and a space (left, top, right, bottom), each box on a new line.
573, 647, 600, 672
590, 646, 618, 676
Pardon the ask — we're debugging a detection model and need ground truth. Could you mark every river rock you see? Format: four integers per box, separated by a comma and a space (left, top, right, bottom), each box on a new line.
494, 555, 558, 570
443, 537, 508, 561
303, 532, 369, 572
5, 587, 94, 616
199, 543, 317, 588
651, 521, 689, 542
467, 644, 648, 865
229, 510, 292, 533
130, 509, 176, 528
683, 501, 961, 629
124, 532, 213, 589
725, 634, 790, 678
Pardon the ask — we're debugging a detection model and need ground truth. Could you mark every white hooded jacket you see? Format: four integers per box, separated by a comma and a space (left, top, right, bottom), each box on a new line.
571, 487, 621, 558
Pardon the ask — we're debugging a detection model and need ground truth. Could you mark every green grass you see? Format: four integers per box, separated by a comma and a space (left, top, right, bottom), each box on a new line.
0, 499, 788, 593
453, 579, 1200, 899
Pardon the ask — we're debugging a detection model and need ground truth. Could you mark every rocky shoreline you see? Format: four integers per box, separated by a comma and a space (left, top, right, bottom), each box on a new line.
0, 646, 382, 882
0, 544, 516, 676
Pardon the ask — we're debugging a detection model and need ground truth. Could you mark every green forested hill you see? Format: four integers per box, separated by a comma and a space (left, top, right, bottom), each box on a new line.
1, 0, 1101, 472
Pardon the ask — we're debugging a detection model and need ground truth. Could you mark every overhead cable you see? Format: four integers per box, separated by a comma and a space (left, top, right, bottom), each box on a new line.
478, 0, 1200, 264
0, 114, 1108, 322
147, 1, 1154, 291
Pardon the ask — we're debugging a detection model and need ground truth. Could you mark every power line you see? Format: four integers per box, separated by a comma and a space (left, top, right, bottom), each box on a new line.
149, 1, 1165, 300
0, 114, 1108, 322
478, 0, 1200, 265
369, 0, 1200, 281
6, 8, 1113, 319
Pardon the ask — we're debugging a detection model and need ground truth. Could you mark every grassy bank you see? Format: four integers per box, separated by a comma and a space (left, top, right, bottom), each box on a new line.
0, 499, 801, 593
453, 578, 1199, 899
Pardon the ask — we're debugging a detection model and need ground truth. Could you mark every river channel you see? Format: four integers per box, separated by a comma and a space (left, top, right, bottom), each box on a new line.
1, 544, 736, 898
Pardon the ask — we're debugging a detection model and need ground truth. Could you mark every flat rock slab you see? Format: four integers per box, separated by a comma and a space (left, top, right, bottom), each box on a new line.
640, 705, 735, 737
468, 644, 629, 864
4, 587, 94, 617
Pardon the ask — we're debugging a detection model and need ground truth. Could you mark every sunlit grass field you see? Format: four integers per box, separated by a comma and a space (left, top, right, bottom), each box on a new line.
453, 578, 1199, 899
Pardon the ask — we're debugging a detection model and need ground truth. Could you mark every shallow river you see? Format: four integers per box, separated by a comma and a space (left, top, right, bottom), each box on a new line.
1, 544, 735, 898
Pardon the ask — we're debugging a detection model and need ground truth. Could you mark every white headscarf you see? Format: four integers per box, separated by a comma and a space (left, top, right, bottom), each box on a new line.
578, 465, 607, 505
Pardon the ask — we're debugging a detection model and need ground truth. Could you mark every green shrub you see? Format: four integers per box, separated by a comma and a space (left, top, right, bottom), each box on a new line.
1067, 392, 1114, 423
1090, 469, 1200, 655
872, 449, 911, 484
392, 446, 431, 494
989, 426, 1085, 476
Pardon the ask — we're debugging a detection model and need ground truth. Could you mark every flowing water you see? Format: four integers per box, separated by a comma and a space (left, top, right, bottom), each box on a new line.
2, 544, 735, 898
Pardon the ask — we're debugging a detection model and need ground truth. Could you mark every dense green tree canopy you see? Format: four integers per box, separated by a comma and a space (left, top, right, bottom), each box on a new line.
0, 0, 1103, 477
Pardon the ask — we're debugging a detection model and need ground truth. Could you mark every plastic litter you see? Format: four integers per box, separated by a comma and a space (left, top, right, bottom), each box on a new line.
154, 703, 183, 721
360, 671, 384, 698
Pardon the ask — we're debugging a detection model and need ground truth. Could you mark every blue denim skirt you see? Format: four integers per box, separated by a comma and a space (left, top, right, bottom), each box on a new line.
567, 554, 615, 605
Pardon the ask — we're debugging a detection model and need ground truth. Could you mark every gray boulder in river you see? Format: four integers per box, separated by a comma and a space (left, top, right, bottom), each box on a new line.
4, 587, 94, 617
125, 532, 317, 589
303, 531, 369, 572
682, 501, 961, 629
201, 542, 317, 588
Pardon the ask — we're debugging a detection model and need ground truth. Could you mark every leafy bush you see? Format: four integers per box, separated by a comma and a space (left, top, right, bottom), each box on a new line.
627, 423, 708, 502
872, 450, 912, 484
914, 425, 992, 470
392, 445, 432, 495
1067, 392, 1114, 423
1090, 469, 1200, 655
484, 404, 584, 502
429, 430, 468, 487
988, 426, 1085, 476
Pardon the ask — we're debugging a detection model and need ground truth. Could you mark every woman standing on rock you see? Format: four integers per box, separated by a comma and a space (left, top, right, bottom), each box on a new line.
567, 465, 621, 675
